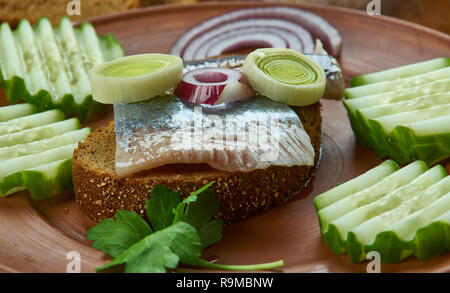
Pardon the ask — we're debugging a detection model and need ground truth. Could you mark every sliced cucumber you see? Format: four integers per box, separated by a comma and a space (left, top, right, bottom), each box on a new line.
370, 104, 450, 134
0, 118, 80, 147
353, 174, 450, 245
344, 57, 450, 165
367, 190, 450, 263
315, 160, 450, 263
0, 22, 23, 80
0, 143, 77, 179
345, 78, 450, 113
0, 103, 36, 122
371, 113, 450, 162
0, 127, 90, 162
408, 144, 449, 165
343, 79, 450, 156
314, 160, 399, 211
76, 22, 105, 70
0, 158, 73, 199
352, 109, 392, 158
0, 103, 91, 199
335, 166, 446, 261
319, 161, 427, 236
365, 121, 449, 166
54, 17, 91, 105
0, 109, 64, 135
336, 166, 444, 238
393, 116, 450, 154
390, 189, 450, 239
346, 66, 450, 98
0, 17, 124, 121
14, 19, 51, 96
342, 101, 372, 148
98, 33, 125, 62
359, 92, 450, 120
406, 115, 450, 137
350, 57, 450, 87
321, 161, 428, 254
34, 18, 73, 103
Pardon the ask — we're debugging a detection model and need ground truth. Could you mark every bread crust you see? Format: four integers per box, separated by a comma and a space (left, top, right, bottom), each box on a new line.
73, 102, 322, 223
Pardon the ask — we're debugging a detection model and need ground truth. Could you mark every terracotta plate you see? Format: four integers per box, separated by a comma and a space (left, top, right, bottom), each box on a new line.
0, 1, 449, 273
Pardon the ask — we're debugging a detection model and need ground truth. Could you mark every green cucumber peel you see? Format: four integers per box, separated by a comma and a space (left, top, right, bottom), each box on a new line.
391, 123, 450, 165
408, 144, 450, 165
363, 116, 450, 165
342, 100, 372, 148
315, 161, 450, 263
365, 118, 408, 163
364, 219, 450, 263
0, 158, 73, 199
0, 17, 124, 121
354, 109, 389, 156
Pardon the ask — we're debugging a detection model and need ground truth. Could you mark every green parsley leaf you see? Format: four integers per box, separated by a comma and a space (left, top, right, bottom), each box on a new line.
146, 184, 181, 231
173, 181, 215, 221
88, 182, 285, 273
97, 221, 202, 273
173, 187, 223, 249
87, 210, 152, 258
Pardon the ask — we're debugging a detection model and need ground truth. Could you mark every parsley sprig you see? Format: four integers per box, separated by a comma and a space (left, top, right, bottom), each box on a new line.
87, 182, 284, 273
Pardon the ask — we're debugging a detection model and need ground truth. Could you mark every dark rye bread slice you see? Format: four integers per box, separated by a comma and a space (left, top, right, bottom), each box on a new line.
73, 102, 322, 224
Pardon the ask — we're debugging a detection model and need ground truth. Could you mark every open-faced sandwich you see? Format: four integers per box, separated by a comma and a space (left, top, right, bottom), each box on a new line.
72, 48, 344, 223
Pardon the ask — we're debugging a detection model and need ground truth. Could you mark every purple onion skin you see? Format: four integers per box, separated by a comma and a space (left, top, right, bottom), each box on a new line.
170, 6, 343, 59
175, 80, 226, 105
175, 68, 254, 105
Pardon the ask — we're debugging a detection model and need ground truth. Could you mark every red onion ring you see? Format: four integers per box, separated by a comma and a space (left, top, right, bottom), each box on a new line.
175, 67, 254, 105
183, 19, 314, 60
170, 6, 343, 60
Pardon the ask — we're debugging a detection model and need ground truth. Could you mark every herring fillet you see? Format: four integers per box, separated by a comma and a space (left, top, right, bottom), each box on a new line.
114, 96, 315, 177
183, 54, 345, 100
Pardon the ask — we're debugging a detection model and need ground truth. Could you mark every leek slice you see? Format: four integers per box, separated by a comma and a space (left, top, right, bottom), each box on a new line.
243, 48, 326, 106
91, 54, 183, 104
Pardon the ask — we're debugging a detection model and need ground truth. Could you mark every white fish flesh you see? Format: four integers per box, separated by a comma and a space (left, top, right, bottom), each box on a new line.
114, 96, 314, 177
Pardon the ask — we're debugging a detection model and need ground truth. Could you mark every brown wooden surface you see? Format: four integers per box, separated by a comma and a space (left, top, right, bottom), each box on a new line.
0, 1, 449, 273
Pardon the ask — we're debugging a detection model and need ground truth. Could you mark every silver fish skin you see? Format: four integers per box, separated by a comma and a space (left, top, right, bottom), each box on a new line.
114, 96, 314, 177
184, 54, 345, 100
